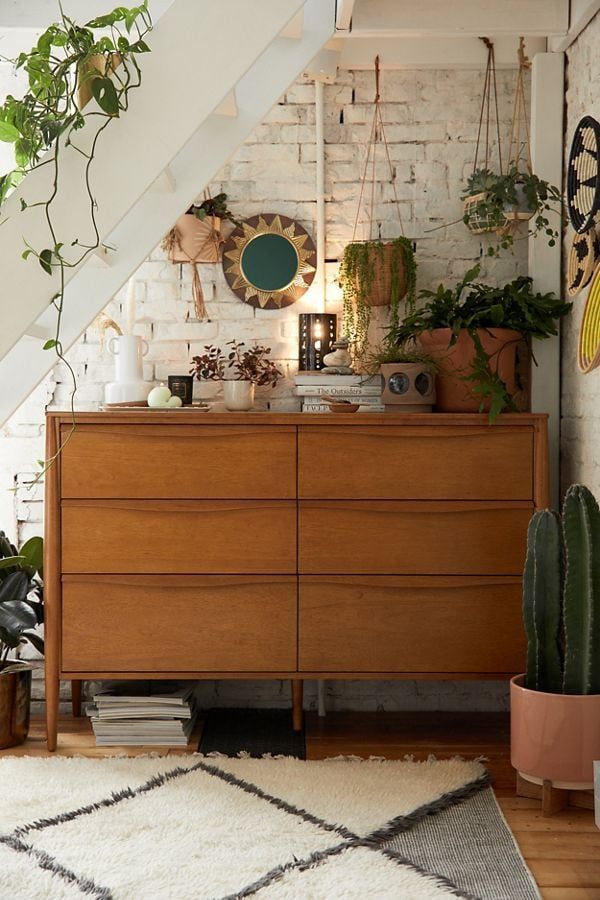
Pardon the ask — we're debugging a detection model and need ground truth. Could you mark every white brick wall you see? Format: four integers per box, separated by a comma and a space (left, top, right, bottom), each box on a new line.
2, 65, 528, 711
561, 13, 600, 495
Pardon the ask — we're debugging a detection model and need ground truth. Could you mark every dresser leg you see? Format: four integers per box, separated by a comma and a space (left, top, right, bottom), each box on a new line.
292, 680, 303, 731
71, 680, 83, 717
46, 675, 59, 752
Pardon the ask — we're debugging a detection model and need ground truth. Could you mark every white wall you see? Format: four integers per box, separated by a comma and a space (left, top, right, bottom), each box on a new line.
561, 12, 600, 494
1, 62, 528, 710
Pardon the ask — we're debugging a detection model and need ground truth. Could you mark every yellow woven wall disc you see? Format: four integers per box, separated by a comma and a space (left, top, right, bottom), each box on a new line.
578, 263, 600, 372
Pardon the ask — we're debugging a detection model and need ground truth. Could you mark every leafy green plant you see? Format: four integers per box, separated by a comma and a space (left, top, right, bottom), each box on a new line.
523, 485, 600, 695
0, 4, 152, 478
0, 532, 44, 667
390, 265, 571, 421
191, 341, 282, 387
339, 237, 417, 361
364, 341, 436, 377
187, 192, 240, 226
462, 167, 563, 254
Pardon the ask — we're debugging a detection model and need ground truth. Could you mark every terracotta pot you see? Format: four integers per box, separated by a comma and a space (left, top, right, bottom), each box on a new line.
352, 242, 408, 308
419, 327, 523, 413
511, 675, 600, 789
0, 662, 32, 750
380, 362, 435, 412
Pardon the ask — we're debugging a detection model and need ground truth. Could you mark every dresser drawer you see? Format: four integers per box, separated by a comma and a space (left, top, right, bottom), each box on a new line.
61, 576, 297, 672
299, 501, 530, 574
60, 425, 296, 498
299, 576, 525, 673
62, 500, 296, 574
298, 426, 533, 500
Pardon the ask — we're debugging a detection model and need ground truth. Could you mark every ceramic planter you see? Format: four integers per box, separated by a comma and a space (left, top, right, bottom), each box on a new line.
419, 327, 523, 413
223, 380, 255, 411
0, 661, 32, 750
503, 183, 535, 224
380, 362, 435, 412
511, 675, 600, 789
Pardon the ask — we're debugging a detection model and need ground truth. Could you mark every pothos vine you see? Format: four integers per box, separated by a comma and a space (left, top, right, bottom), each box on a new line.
0, 3, 152, 481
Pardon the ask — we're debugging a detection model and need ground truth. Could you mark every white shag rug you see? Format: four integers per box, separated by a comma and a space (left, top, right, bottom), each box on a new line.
0, 755, 538, 900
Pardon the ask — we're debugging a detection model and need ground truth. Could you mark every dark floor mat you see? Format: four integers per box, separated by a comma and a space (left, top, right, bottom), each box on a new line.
198, 707, 306, 759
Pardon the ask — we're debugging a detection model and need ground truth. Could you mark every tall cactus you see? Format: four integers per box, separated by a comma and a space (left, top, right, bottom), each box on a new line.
562, 485, 600, 694
523, 510, 563, 691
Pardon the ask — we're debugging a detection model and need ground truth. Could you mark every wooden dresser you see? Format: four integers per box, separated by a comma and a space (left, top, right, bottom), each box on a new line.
44, 411, 549, 750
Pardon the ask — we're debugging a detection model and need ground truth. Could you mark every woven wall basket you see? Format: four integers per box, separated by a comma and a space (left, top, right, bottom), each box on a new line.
463, 193, 497, 235
567, 115, 600, 234
568, 228, 599, 297
355, 242, 408, 308
578, 263, 600, 372
167, 214, 228, 264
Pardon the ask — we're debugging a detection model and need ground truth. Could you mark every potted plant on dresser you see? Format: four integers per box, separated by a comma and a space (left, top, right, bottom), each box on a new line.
391, 266, 571, 421
511, 485, 600, 803
366, 342, 436, 412
0, 532, 44, 750
191, 340, 281, 411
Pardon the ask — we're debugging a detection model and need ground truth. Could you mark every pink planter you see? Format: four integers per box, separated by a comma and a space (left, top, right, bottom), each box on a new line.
511, 674, 600, 789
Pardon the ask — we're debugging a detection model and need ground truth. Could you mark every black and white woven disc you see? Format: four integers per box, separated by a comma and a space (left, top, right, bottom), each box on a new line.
567, 228, 599, 297
567, 115, 600, 233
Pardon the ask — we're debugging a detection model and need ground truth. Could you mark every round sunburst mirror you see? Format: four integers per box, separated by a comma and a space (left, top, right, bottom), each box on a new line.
222, 214, 316, 309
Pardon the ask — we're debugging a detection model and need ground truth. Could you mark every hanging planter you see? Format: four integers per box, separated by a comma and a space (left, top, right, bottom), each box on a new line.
460, 39, 561, 254
162, 193, 238, 320
339, 57, 417, 361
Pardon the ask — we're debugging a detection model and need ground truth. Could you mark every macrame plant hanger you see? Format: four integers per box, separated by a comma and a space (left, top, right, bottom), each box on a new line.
507, 37, 532, 174
473, 37, 503, 180
352, 55, 405, 244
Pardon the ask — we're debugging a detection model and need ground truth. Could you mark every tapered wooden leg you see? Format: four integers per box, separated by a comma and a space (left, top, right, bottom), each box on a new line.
292, 680, 303, 731
71, 680, 83, 717
46, 674, 59, 752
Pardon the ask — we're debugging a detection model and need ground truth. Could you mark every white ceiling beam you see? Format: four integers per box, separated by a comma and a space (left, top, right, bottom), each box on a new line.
349, 0, 568, 37
214, 90, 238, 118
549, 0, 600, 50
330, 35, 548, 70
280, 9, 304, 39
336, 0, 356, 31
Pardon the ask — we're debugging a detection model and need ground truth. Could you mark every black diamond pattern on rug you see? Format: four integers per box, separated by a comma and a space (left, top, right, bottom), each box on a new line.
198, 707, 306, 758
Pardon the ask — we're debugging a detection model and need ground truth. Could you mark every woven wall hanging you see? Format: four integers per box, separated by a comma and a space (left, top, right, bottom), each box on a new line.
578, 264, 600, 372
567, 115, 600, 233
567, 229, 599, 297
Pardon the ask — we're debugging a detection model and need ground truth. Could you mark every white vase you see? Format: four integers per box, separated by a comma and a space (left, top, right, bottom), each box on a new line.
223, 380, 255, 411
104, 335, 150, 405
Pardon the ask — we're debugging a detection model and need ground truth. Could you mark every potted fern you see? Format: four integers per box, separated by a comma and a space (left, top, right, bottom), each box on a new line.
511, 485, 600, 790
0, 533, 44, 750
339, 237, 416, 361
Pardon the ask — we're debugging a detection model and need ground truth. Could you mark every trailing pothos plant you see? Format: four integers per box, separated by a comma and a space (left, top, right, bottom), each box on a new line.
391, 265, 571, 421
0, 3, 152, 479
339, 237, 416, 362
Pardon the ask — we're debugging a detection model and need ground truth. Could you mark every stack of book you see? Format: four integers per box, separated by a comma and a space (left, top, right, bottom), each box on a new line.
295, 372, 383, 413
87, 681, 197, 746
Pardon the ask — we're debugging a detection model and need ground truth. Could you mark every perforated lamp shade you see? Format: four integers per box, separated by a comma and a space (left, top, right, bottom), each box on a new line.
298, 314, 337, 371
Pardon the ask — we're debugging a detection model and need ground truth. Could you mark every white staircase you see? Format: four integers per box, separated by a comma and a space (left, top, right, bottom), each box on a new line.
0, 0, 334, 425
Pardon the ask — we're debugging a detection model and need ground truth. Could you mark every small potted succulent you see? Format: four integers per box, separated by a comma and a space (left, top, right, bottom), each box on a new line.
339, 237, 416, 361
511, 485, 600, 790
0, 532, 44, 750
462, 167, 562, 254
191, 341, 281, 411
391, 265, 571, 421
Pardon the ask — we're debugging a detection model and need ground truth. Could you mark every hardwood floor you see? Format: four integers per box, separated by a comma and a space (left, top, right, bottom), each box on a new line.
2, 709, 598, 898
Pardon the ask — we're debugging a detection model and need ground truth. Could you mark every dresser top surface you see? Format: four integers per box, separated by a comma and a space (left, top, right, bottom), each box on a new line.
47, 410, 548, 426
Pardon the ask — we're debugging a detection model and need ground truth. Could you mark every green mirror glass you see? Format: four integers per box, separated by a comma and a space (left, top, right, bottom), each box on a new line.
240, 233, 299, 292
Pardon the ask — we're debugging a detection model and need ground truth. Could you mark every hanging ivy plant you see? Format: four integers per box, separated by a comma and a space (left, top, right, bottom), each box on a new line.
0, 4, 152, 478
339, 236, 416, 362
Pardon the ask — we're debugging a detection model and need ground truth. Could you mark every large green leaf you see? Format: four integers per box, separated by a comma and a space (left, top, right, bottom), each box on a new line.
91, 77, 119, 116
0, 556, 25, 570
0, 571, 29, 604
22, 630, 44, 654
19, 536, 43, 575
0, 599, 37, 632
0, 121, 19, 143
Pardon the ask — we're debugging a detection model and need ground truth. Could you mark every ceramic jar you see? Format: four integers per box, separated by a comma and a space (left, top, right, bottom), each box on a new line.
380, 362, 435, 412
223, 380, 255, 411
104, 335, 150, 405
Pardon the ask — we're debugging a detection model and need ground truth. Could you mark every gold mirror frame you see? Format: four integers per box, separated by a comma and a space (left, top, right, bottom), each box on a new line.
222, 213, 316, 309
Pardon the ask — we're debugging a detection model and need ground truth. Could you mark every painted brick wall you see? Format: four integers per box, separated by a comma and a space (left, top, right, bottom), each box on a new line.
2, 63, 529, 711
561, 13, 600, 495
